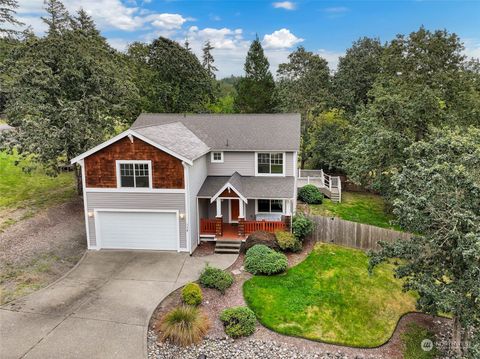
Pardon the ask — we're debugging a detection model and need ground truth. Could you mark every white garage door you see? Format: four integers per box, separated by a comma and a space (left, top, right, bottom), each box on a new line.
96, 211, 178, 250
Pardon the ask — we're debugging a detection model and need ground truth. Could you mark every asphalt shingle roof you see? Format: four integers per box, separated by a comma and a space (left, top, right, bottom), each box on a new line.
197, 174, 295, 199
131, 113, 301, 152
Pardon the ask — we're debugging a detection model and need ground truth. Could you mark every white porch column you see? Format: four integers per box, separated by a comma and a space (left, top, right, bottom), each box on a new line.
239, 200, 245, 218
285, 200, 292, 215
216, 198, 222, 217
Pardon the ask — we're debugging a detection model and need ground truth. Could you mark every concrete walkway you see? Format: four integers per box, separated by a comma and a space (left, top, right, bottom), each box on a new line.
0, 250, 237, 359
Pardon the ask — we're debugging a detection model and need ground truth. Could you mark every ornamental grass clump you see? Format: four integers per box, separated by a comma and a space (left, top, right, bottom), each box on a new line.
220, 306, 256, 338
181, 283, 203, 306
199, 265, 234, 294
244, 244, 288, 275
159, 306, 210, 346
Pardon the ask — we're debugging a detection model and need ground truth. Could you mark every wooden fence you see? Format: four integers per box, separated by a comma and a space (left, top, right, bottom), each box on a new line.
307, 215, 411, 251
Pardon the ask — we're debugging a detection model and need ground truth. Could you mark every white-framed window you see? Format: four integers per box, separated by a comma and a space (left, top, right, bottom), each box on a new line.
116, 160, 152, 189
211, 151, 224, 163
256, 152, 285, 175
257, 199, 284, 213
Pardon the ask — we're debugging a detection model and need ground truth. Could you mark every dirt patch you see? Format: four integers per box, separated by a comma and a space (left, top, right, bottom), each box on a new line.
149, 238, 452, 358
0, 198, 86, 304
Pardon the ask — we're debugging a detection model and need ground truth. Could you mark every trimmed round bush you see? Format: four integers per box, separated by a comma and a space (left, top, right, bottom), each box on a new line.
220, 306, 256, 338
298, 184, 324, 204
199, 265, 234, 294
244, 244, 288, 275
244, 230, 280, 252
159, 306, 210, 346
292, 214, 314, 240
275, 230, 302, 252
181, 283, 203, 306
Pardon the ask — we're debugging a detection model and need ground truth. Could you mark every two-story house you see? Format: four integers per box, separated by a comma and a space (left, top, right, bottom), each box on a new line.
71, 113, 300, 253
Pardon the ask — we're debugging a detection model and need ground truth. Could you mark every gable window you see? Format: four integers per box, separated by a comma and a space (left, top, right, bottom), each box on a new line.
211, 151, 224, 163
117, 161, 151, 188
257, 152, 284, 175
257, 199, 283, 213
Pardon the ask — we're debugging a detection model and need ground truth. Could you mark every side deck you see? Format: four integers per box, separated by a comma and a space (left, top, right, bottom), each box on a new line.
297, 169, 342, 202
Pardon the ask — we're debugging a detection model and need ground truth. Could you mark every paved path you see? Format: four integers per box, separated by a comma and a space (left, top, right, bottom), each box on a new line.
0, 250, 237, 359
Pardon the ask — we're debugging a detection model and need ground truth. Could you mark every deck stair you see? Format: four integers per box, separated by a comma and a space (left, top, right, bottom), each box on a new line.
214, 239, 242, 254
297, 169, 342, 203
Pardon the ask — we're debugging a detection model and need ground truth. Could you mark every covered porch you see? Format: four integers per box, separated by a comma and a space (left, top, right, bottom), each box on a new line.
196, 173, 294, 240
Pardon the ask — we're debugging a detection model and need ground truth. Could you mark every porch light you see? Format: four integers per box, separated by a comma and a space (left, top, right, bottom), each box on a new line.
179, 213, 185, 219
87, 211, 94, 218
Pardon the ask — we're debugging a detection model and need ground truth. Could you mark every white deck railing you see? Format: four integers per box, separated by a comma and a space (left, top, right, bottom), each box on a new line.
298, 169, 342, 202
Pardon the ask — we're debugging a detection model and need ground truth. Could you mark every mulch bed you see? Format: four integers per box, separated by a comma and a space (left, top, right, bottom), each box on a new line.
149, 237, 452, 358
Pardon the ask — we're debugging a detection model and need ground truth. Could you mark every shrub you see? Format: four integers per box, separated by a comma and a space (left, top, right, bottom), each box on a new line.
181, 283, 203, 306
244, 230, 280, 252
275, 230, 302, 252
199, 265, 234, 294
244, 245, 288, 275
298, 184, 323, 204
159, 306, 210, 346
220, 306, 256, 338
292, 214, 314, 240
401, 323, 438, 359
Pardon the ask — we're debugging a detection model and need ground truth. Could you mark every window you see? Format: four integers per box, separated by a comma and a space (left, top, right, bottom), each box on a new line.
117, 161, 151, 188
257, 153, 284, 175
211, 151, 224, 163
257, 199, 283, 213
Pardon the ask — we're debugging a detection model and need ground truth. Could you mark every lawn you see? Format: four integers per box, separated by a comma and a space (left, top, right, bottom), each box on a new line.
308, 191, 399, 230
0, 150, 76, 230
243, 243, 417, 347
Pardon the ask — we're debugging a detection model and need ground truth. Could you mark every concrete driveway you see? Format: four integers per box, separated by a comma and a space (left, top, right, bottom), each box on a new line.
0, 250, 237, 359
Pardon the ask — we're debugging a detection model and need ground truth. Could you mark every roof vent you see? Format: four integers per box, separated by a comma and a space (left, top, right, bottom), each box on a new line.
226, 139, 229, 147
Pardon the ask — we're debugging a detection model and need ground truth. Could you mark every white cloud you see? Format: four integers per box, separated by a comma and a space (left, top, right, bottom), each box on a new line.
146, 13, 187, 30
323, 6, 349, 14
272, 1, 296, 10
464, 39, 480, 60
316, 49, 344, 71
108, 38, 130, 52
262, 28, 303, 49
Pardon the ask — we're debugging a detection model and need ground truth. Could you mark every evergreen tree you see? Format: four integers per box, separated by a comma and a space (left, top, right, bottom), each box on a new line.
184, 37, 191, 52
41, 0, 70, 36
202, 40, 218, 79
234, 35, 276, 113
0, 0, 23, 35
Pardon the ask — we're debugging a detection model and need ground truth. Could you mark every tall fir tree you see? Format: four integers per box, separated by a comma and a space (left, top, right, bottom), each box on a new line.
234, 35, 276, 113
41, 0, 70, 36
202, 40, 218, 79
0, 0, 23, 35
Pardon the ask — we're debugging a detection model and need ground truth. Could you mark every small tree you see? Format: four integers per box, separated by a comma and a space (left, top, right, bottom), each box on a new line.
0, 0, 23, 36
369, 127, 480, 358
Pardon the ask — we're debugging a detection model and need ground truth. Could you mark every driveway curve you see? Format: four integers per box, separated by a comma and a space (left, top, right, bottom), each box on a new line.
0, 250, 237, 359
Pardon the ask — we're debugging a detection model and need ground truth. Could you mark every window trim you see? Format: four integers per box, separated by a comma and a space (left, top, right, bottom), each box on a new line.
210, 151, 224, 163
115, 160, 153, 190
255, 199, 285, 214
254, 152, 286, 177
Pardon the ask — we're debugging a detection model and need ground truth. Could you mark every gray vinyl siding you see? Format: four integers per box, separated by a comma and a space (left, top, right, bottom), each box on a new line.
207, 199, 229, 219
86, 192, 186, 249
206, 151, 295, 177
207, 152, 255, 176
245, 200, 256, 220
187, 155, 208, 251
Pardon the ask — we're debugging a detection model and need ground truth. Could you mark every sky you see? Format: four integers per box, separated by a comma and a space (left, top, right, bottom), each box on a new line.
13, 0, 480, 78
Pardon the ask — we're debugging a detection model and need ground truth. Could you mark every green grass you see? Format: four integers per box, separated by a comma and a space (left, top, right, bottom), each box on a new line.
401, 323, 438, 359
309, 191, 400, 230
0, 151, 76, 231
243, 243, 417, 347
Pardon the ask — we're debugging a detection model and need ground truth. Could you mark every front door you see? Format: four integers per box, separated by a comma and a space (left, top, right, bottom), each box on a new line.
230, 199, 239, 223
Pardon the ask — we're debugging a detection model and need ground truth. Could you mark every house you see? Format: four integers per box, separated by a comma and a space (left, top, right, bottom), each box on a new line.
71, 113, 300, 253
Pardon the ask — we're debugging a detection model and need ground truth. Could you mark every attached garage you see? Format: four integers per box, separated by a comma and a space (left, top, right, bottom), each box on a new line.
95, 210, 179, 250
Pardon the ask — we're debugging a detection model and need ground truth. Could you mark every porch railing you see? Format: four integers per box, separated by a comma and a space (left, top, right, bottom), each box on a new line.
200, 218, 216, 234
244, 220, 285, 234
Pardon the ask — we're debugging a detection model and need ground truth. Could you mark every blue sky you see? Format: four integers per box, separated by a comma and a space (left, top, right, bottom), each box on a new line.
15, 0, 480, 78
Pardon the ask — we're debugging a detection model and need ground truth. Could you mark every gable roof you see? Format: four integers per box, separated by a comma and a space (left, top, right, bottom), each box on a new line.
132, 113, 301, 152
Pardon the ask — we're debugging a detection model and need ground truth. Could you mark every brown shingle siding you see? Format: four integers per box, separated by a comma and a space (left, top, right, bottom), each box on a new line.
84, 137, 184, 189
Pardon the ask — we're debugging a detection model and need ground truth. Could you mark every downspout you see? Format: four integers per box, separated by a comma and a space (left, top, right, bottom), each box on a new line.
182, 162, 192, 255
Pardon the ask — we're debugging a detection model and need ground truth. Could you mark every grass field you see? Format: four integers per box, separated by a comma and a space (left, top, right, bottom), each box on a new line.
401, 323, 438, 359
308, 191, 399, 230
243, 243, 417, 347
0, 150, 76, 230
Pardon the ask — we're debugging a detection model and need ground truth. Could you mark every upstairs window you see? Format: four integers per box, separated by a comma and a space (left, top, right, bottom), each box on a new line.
117, 161, 151, 188
257, 152, 284, 175
211, 151, 224, 163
